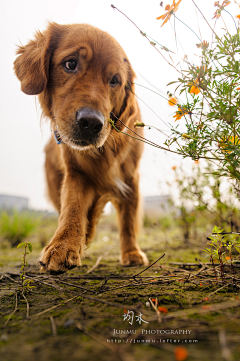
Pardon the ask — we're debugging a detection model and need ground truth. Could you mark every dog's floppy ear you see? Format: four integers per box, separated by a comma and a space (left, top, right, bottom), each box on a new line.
14, 23, 60, 95
116, 58, 137, 128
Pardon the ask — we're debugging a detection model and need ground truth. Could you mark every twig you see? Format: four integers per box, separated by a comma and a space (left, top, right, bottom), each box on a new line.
219, 329, 232, 361
3, 274, 20, 283
169, 262, 240, 268
133, 254, 165, 278
191, 0, 223, 46
111, 5, 181, 74
149, 297, 162, 323
85, 249, 111, 275
4, 292, 18, 327
44, 277, 95, 293
30, 292, 140, 320
100, 280, 160, 294
22, 292, 29, 319
49, 316, 57, 337
149, 299, 240, 321
207, 284, 231, 299
30, 295, 79, 319
24, 275, 64, 291
189, 264, 207, 280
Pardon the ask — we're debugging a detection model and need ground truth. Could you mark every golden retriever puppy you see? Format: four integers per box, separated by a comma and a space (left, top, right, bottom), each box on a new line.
14, 22, 149, 274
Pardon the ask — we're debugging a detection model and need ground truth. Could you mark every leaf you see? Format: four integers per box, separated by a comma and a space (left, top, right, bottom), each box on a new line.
167, 81, 178, 86
17, 242, 25, 249
27, 243, 33, 252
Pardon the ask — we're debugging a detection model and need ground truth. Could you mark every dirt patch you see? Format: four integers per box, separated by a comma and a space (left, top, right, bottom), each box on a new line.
0, 216, 240, 361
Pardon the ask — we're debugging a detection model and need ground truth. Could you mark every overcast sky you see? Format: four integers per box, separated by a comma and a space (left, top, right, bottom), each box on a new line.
0, 0, 238, 211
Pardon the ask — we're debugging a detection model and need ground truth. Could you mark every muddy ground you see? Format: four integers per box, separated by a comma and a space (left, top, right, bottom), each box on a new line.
0, 214, 240, 361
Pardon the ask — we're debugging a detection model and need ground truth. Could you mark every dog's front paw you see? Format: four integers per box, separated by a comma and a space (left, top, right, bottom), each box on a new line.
39, 241, 81, 274
121, 249, 149, 267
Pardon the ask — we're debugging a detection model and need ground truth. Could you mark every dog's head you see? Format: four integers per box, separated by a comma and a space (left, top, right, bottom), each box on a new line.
14, 22, 136, 151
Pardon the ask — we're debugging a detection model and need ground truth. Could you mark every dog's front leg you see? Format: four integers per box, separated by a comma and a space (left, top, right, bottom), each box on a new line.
114, 176, 149, 267
40, 172, 94, 274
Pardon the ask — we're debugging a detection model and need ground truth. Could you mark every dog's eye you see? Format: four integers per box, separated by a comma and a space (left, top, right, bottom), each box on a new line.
110, 75, 120, 87
63, 60, 77, 72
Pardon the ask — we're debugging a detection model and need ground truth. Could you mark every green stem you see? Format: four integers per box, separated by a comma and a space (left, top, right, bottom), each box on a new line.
191, 0, 224, 47
174, 14, 202, 43
223, 9, 238, 33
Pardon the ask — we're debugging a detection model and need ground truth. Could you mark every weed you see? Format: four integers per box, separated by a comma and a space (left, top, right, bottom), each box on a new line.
204, 225, 240, 282
0, 210, 40, 247
17, 241, 34, 293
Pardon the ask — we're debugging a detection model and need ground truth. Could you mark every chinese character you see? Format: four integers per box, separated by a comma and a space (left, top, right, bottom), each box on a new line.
122, 310, 134, 325
122, 310, 148, 325
135, 312, 149, 325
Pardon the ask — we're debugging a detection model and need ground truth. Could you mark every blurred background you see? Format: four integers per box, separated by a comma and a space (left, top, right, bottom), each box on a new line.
0, 0, 239, 212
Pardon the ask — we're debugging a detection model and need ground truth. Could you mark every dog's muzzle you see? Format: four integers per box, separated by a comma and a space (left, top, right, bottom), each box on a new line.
75, 107, 104, 142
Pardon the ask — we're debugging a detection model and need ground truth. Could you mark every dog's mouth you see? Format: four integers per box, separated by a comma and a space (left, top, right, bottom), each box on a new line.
59, 132, 94, 151
54, 107, 110, 150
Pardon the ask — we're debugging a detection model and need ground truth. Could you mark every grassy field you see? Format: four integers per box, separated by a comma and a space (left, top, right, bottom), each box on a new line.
0, 212, 240, 361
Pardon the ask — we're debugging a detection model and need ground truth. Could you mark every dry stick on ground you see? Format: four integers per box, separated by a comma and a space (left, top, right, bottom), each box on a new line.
132, 254, 165, 279
3, 274, 20, 283
43, 276, 96, 293
30, 295, 79, 319
21, 292, 30, 319
169, 262, 240, 268
85, 249, 112, 275
75, 321, 136, 361
49, 316, 57, 337
189, 264, 207, 280
207, 283, 231, 300
149, 297, 162, 323
148, 299, 240, 321
24, 275, 65, 291
100, 280, 161, 294
30, 290, 141, 320
219, 329, 232, 361
4, 291, 18, 327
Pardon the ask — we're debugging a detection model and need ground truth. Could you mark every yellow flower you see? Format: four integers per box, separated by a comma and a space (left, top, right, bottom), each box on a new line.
168, 94, 178, 106
190, 85, 200, 95
156, 0, 182, 27
219, 136, 240, 153
173, 107, 189, 121
189, 80, 200, 95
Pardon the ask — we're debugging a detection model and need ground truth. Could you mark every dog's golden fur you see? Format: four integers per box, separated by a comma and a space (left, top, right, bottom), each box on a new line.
14, 22, 148, 273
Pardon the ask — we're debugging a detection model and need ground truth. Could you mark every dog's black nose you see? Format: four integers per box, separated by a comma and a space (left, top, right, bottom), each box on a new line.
76, 107, 104, 136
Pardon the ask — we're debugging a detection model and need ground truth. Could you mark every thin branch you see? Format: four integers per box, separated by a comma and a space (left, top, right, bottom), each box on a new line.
49, 316, 57, 336
4, 292, 18, 327
85, 249, 112, 275
133, 254, 165, 278
22, 292, 29, 319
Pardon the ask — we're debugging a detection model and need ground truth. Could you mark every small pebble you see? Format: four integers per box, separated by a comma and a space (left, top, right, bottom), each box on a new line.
64, 319, 75, 328
146, 301, 150, 308
0, 334, 9, 342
